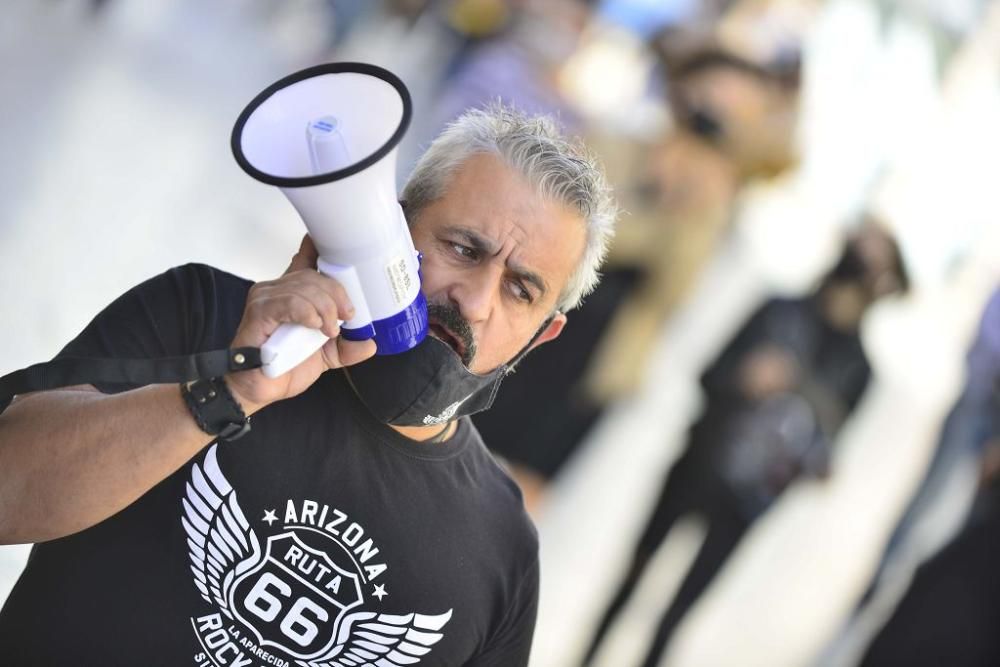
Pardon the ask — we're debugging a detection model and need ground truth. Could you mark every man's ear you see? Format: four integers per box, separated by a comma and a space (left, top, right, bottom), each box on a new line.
527, 311, 567, 352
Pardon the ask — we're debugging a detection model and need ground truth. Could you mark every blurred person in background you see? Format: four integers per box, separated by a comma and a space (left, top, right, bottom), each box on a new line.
852, 286, 1000, 665
584, 221, 909, 666
333, 0, 596, 208
583, 31, 802, 403
429, 0, 596, 136
475, 1, 806, 510
0, 106, 617, 666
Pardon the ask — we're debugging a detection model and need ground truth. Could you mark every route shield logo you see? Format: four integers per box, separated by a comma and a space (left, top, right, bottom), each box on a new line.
229, 532, 363, 659
182, 445, 453, 667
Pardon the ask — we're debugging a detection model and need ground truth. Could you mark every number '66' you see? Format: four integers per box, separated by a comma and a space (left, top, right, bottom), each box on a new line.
243, 572, 328, 647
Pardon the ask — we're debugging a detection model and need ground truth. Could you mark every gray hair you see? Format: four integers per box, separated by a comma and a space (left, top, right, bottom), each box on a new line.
402, 104, 617, 312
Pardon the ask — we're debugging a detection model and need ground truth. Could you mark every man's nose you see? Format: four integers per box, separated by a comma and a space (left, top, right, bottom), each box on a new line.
448, 265, 501, 324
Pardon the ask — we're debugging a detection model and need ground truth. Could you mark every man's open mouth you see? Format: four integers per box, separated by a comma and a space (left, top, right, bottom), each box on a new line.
429, 322, 465, 360
426, 303, 477, 366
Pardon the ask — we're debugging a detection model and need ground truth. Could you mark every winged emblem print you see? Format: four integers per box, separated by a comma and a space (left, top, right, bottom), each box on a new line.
298, 608, 453, 667
182, 445, 453, 666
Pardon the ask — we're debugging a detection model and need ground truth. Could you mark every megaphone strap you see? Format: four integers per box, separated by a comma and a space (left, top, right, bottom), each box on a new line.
0, 347, 262, 413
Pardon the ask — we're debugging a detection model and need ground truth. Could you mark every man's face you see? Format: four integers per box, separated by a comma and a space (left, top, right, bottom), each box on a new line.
408, 153, 585, 374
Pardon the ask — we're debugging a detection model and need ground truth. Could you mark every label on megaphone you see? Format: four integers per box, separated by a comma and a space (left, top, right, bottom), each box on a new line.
385, 255, 415, 307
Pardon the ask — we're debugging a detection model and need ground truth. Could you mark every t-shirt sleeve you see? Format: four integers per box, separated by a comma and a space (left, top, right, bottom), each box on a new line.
466, 559, 540, 667
54, 263, 247, 394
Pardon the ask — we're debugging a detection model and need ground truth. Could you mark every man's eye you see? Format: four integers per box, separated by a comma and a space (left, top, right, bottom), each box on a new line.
450, 242, 477, 260
509, 281, 533, 303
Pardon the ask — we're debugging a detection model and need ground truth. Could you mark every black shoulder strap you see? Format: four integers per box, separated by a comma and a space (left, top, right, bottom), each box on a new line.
0, 347, 262, 413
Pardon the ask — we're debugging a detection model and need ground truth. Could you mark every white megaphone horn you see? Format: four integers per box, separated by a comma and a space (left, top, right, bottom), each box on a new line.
231, 62, 428, 378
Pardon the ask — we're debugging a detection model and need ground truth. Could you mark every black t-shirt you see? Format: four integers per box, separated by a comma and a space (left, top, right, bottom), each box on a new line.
0, 264, 539, 667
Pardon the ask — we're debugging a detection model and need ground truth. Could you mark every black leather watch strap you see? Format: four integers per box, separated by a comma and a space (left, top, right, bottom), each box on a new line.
181, 377, 251, 441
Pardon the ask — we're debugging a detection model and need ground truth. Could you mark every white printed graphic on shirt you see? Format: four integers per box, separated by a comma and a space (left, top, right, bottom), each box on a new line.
183, 445, 452, 667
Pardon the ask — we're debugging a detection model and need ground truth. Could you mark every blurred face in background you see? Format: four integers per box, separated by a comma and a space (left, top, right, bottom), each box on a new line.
636, 131, 740, 216
517, 0, 593, 68
821, 225, 909, 330
671, 58, 800, 178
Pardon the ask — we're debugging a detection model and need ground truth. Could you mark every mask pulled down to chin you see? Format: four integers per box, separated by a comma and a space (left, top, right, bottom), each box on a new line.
343, 335, 509, 427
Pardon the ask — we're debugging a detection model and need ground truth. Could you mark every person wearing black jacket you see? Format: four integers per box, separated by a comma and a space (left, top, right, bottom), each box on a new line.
585, 222, 908, 666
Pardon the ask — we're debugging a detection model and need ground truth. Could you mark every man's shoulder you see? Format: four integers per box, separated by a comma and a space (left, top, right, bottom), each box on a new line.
159, 262, 254, 332
164, 262, 254, 296
54, 263, 257, 365
124, 262, 254, 315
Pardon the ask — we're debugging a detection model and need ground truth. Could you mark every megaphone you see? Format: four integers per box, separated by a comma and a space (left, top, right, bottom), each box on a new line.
231, 63, 427, 378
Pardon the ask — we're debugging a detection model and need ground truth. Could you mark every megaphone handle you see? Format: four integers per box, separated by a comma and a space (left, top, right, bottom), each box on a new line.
260, 260, 371, 378
316, 259, 373, 330
260, 323, 332, 379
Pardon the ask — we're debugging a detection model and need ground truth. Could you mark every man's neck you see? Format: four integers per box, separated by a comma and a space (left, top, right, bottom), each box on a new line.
390, 421, 457, 443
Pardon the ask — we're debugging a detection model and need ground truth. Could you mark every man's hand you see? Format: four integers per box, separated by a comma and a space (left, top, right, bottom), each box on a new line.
226, 235, 376, 412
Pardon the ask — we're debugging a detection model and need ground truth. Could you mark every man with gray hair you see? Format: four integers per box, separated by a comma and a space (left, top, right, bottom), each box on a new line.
0, 104, 616, 665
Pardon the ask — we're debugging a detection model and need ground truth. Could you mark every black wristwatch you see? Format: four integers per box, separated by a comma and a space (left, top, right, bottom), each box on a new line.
181, 377, 251, 441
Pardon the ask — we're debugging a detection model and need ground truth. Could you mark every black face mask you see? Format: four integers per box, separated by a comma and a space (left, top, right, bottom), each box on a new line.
342, 336, 503, 426
343, 310, 553, 427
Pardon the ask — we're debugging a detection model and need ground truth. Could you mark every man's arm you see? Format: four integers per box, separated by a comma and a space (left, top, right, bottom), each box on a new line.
0, 236, 374, 544
0, 384, 218, 544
